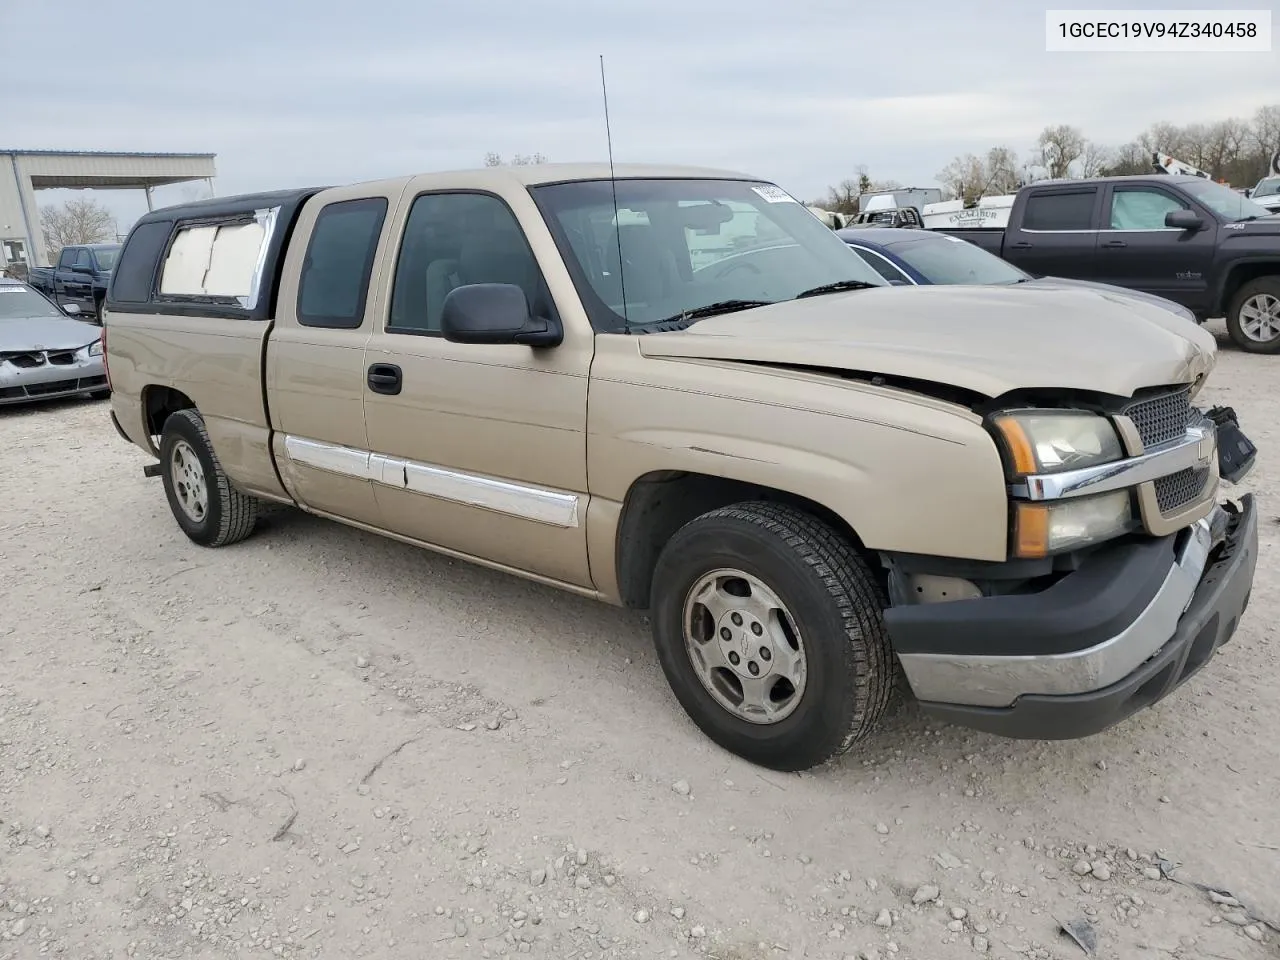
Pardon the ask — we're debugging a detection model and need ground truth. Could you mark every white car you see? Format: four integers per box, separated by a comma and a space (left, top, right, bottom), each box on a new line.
0, 278, 108, 405
1248, 176, 1280, 214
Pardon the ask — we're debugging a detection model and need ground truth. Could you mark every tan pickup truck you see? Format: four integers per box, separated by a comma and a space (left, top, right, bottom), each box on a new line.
100, 163, 1258, 771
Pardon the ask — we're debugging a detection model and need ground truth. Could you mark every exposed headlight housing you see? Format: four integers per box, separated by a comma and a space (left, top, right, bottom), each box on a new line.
991, 410, 1123, 477
1012, 490, 1134, 558
87, 340, 103, 357
991, 410, 1133, 558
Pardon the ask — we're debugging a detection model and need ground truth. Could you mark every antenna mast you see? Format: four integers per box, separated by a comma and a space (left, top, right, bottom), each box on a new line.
599, 54, 630, 333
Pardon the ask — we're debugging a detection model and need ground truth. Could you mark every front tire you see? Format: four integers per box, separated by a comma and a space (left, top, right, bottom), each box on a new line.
159, 408, 259, 547
1226, 277, 1280, 353
649, 501, 894, 771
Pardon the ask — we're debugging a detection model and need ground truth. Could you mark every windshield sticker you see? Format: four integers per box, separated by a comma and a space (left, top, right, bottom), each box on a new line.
752, 184, 798, 204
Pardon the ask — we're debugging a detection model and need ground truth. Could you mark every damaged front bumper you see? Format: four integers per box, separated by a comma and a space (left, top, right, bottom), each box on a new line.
886, 494, 1257, 739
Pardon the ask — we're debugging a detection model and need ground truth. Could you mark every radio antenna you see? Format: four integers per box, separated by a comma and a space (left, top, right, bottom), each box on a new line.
599, 54, 630, 333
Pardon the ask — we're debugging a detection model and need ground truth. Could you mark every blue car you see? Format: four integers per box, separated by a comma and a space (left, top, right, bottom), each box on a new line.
836, 227, 1199, 323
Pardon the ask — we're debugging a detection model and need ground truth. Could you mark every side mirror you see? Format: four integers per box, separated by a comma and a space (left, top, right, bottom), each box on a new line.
1165, 210, 1204, 230
70, 262, 93, 274
440, 283, 562, 347
62, 303, 82, 316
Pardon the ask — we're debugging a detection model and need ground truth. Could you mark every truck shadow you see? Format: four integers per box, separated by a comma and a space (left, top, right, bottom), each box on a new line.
248, 504, 1038, 770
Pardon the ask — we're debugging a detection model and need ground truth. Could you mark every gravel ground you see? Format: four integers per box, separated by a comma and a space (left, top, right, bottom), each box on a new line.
2, 321, 1278, 960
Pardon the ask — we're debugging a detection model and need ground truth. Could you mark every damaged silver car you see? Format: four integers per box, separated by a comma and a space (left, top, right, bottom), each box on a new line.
0, 278, 108, 406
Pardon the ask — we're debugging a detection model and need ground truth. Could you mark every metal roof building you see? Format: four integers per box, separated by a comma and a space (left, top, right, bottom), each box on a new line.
2, 149, 216, 271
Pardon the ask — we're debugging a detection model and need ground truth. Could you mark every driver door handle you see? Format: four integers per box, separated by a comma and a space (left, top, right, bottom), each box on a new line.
367, 363, 402, 396
1100, 239, 1128, 249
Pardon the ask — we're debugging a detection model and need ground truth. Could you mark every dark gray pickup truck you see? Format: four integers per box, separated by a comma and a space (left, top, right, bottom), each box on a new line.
27, 243, 120, 321
934, 176, 1280, 353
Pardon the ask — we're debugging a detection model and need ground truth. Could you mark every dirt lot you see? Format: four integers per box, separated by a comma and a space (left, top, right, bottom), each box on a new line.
2, 321, 1278, 960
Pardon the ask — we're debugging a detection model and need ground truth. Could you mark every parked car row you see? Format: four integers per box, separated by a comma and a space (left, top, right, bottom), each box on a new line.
94, 162, 1257, 772
856, 174, 1280, 353
837, 225, 1201, 323
0, 277, 109, 406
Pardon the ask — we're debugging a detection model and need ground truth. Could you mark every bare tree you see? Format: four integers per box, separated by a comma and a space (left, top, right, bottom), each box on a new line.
1077, 140, 1111, 178
39, 198, 115, 261
936, 153, 987, 205
1250, 105, 1280, 172
821, 179, 861, 215
1198, 118, 1248, 179
1035, 124, 1085, 179
483, 152, 548, 166
985, 146, 1022, 194
1099, 141, 1149, 177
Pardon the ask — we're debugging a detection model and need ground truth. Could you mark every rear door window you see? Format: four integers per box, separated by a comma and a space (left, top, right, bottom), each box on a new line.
1022, 190, 1097, 231
296, 197, 388, 329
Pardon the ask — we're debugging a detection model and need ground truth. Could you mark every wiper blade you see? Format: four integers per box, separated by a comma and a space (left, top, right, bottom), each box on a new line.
794, 280, 879, 299
642, 299, 775, 332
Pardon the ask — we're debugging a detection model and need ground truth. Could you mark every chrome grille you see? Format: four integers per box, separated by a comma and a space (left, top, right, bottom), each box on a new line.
1123, 388, 1191, 449
1154, 466, 1210, 515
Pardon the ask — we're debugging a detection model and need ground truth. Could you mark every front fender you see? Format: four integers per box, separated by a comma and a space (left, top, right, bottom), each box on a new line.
587, 359, 1011, 563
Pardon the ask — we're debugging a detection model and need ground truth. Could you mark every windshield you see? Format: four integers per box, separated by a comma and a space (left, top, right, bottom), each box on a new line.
1181, 179, 1273, 221
93, 247, 119, 270
1253, 177, 1280, 198
880, 233, 1029, 285
0, 283, 62, 320
530, 178, 885, 331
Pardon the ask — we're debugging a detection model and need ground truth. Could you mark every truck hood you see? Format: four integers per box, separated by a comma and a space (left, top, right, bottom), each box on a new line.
637, 285, 1216, 399
1022, 276, 1192, 319
1226, 213, 1280, 233
0, 316, 102, 352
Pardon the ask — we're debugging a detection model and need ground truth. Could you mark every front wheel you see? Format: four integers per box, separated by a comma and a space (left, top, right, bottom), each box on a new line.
158, 408, 260, 547
1226, 277, 1280, 353
649, 501, 895, 771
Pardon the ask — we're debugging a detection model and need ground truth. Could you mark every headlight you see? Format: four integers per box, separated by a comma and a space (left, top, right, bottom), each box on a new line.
1013, 490, 1133, 558
87, 341, 103, 357
991, 410, 1123, 477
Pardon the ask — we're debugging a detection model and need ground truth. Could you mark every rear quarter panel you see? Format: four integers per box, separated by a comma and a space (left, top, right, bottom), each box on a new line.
107, 310, 286, 500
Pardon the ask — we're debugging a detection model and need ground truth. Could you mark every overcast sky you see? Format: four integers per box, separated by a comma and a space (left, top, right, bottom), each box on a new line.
6, 0, 1277, 235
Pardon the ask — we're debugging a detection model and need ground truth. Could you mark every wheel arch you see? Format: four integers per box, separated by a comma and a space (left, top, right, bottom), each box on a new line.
613, 470, 878, 610
141, 384, 197, 452
1217, 260, 1280, 315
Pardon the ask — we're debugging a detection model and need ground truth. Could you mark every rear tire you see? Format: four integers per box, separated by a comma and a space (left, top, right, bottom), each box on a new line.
649, 501, 894, 771
1226, 277, 1280, 353
158, 408, 259, 547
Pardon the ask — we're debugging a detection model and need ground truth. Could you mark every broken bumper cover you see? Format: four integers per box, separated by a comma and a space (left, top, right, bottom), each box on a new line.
886, 495, 1257, 740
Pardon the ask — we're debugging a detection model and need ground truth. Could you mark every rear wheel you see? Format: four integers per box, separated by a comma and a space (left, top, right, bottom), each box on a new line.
159, 408, 259, 547
649, 501, 894, 771
1226, 277, 1280, 353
